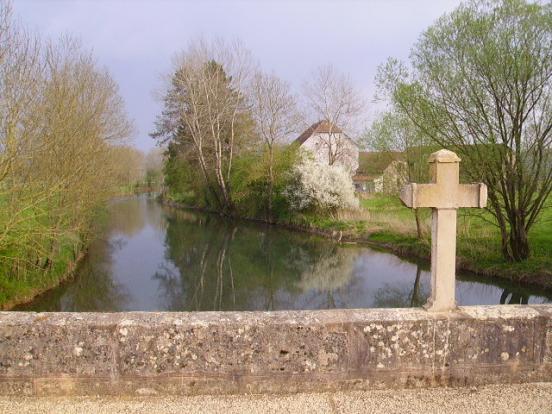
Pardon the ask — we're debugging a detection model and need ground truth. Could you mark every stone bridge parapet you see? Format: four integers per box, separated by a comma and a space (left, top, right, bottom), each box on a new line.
1, 305, 551, 396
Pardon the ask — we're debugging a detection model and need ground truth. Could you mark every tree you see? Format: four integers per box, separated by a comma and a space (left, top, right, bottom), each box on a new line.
250, 72, 301, 220
152, 39, 255, 214
364, 111, 431, 238
379, 0, 552, 262
0, 0, 134, 281
109, 146, 145, 189
302, 65, 364, 166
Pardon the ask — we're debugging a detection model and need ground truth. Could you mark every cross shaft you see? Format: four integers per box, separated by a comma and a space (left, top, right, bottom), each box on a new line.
399, 149, 487, 312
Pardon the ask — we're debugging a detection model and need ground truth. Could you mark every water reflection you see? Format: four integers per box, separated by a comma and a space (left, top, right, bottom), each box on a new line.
373, 266, 429, 308
16, 195, 552, 312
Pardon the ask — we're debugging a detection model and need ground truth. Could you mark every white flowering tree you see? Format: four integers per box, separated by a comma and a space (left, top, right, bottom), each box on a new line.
284, 155, 359, 214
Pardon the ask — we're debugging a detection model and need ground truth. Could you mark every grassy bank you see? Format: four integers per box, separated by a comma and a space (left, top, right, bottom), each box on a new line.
0, 204, 110, 310
286, 195, 552, 289
0, 242, 85, 310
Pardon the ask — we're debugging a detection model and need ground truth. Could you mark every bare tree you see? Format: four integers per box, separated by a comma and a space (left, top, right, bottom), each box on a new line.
143, 147, 165, 190
250, 71, 301, 219
152, 39, 254, 213
302, 64, 364, 166
0, 2, 134, 282
0, 2, 42, 186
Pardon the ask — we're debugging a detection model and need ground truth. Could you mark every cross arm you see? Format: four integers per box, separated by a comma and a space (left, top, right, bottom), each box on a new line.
400, 183, 488, 208
456, 183, 488, 208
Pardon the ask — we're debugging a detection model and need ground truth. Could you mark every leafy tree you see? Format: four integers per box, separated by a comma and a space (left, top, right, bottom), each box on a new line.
379, 0, 552, 261
151, 40, 255, 214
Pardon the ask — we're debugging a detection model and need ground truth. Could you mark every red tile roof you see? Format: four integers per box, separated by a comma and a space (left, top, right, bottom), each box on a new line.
294, 120, 343, 145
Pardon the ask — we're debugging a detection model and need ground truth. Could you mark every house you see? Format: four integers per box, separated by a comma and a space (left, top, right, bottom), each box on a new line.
353, 151, 407, 194
294, 120, 359, 174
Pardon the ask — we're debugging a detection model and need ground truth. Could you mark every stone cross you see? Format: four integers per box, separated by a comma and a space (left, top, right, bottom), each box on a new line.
400, 149, 487, 312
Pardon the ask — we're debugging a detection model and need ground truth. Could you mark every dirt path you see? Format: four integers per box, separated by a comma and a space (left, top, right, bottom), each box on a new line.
1, 383, 551, 414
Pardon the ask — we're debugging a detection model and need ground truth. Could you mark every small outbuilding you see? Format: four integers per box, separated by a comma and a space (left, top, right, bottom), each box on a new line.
353, 151, 407, 194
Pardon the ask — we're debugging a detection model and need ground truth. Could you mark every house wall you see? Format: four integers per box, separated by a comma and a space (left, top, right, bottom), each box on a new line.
301, 133, 359, 174
382, 161, 408, 195
374, 176, 384, 193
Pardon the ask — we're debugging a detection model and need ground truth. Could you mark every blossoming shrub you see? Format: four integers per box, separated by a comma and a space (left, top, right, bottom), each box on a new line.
283, 155, 359, 214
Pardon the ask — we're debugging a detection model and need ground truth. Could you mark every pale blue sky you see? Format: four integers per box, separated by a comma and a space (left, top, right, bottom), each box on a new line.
13, 0, 463, 151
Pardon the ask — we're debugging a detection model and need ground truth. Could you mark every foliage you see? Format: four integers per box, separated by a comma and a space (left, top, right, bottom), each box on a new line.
283, 154, 359, 214
249, 71, 302, 219
0, 1, 134, 303
151, 40, 255, 213
378, 0, 552, 261
162, 144, 212, 207
231, 145, 299, 220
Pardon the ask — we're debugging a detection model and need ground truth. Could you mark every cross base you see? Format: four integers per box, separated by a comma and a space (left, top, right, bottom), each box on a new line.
423, 298, 458, 313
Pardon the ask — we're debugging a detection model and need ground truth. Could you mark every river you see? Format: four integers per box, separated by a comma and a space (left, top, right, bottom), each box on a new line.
16, 195, 552, 311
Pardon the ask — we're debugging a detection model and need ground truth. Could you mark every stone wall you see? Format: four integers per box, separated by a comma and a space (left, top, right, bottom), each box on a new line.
1, 305, 551, 396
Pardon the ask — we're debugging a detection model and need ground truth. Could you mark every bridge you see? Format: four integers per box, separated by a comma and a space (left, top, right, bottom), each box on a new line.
0, 150, 550, 396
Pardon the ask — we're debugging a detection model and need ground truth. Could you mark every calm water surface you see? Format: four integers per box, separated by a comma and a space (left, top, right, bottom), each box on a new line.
17, 195, 552, 311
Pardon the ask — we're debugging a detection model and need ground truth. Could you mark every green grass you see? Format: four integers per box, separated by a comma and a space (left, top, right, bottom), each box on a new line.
0, 195, 89, 309
0, 237, 81, 309
359, 194, 552, 283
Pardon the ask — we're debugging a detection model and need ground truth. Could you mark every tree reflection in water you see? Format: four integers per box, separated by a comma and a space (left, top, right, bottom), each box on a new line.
18, 196, 552, 312
372, 265, 430, 308
15, 236, 131, 311
154, 207, 365, 311
500, 289, 529, 304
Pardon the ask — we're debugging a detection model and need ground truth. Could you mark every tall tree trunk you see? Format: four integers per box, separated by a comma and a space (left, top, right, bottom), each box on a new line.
196, 146, 223, 210
488, 191, 530, 262
410, 265, 422, 307
213, 141, 233, 214
498, 216, 530, 262
508, 213, 530, 261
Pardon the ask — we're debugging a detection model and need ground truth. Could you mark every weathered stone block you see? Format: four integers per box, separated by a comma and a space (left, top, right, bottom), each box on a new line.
0, 306, 550, 396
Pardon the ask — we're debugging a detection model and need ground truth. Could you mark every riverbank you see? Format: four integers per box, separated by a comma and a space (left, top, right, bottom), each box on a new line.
0, 247, 86, 311
0, 202, 113, 310
164, 195, 552, 291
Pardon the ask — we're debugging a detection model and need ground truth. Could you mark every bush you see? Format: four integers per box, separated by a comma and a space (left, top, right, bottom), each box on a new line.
231, 146, 299, 220
283, 155, 359, 214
